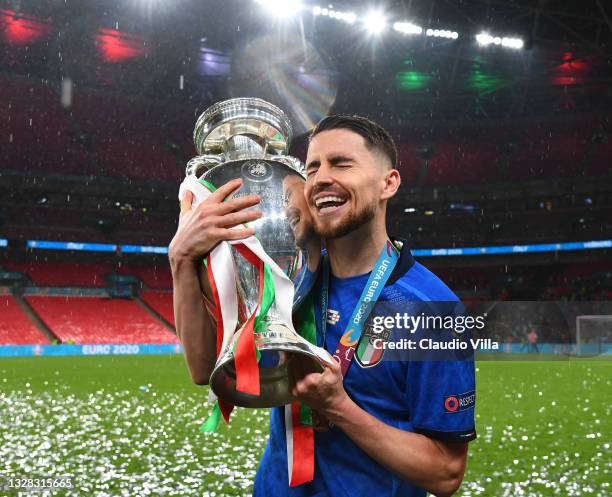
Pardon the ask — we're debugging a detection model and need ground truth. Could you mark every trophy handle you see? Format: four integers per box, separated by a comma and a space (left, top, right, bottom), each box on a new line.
274, 155, 307, 178
185, 155, 224, 178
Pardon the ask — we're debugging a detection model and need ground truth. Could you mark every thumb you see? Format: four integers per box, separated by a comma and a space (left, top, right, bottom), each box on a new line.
180, 190, 194, 214
323, 356, 341, 375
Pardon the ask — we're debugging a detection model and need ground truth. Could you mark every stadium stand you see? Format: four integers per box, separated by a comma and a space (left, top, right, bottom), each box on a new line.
25, 295, 178, 344
590, 133, 612, 175
434, 261, 612, 302
505, 121, 593, 181
2, 76, 610, 188
1, 76, 187, 182
117, 264, 173, 289
140, 290, 175, 326
0, 76, 91, 175
70, 91, 184, 182
0, 295, 50, 344
1, 69, 610, 350
4, 261, 112, 287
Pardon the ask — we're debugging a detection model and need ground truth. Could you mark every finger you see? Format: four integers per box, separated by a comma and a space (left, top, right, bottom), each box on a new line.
208, 178, 243, 203
216, 210, 262, 228
291, 382, 304, 398
294, 378, 310, 396
180, 190, 194, 214
323, 357, 341, 373
221, 226, 256, 241
301, 372, 320, 390
321, 365, 340, 386
213, 194, 261, 215
317, 355, 339, 373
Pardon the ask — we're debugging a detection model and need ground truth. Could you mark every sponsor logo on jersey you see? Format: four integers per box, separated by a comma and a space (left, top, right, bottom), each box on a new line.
326, 309, 340, 325
444, 390, 476, 413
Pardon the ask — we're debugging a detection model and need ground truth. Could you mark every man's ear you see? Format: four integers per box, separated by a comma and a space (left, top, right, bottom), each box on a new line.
381, 169, 401, 200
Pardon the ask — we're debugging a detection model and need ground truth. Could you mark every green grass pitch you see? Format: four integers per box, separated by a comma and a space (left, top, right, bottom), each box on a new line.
0, 355, 609, 496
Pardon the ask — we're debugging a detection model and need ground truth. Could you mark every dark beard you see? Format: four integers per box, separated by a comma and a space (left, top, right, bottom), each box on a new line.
313, 202, 377, 239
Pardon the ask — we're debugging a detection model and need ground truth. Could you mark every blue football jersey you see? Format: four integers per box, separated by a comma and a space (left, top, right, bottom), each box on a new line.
254, 241, 476, 497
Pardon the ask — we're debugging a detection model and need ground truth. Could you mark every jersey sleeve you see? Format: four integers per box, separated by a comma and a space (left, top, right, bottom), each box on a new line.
407, 357, 477, 443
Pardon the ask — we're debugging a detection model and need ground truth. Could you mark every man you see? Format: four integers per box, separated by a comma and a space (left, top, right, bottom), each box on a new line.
169, 115, 476, 497
527, 328, 539, 353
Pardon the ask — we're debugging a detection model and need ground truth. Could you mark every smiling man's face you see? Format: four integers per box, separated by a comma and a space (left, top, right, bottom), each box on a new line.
304, 128, 389, 239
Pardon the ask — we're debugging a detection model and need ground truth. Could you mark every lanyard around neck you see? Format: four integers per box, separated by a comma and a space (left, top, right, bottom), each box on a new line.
320, 240, 400, 377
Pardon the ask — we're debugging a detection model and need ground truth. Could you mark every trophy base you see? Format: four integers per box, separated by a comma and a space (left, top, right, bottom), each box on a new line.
209, 320, 329, 407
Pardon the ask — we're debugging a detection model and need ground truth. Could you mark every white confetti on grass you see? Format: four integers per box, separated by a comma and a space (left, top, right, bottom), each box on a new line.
0, 389, 269, 496
1, 358, 610, 497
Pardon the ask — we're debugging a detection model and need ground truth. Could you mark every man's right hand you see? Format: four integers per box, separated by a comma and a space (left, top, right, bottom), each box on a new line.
168, 178, 262, 265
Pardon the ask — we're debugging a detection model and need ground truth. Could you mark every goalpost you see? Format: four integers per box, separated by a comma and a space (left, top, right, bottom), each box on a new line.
575, 315, 612, 357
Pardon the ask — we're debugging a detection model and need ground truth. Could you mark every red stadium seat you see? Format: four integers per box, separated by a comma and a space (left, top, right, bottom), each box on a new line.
5, 261, 112, 287
0, 295, 50, 344
26, 296, 178, 344
117, 264, 173, 289
140, 290, 175, 326
70, 92, 184, 182
0, 76, 91, 175
590, 135, 612, 175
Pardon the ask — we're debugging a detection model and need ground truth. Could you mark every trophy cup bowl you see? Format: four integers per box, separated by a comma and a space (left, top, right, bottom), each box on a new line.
187, 98, 327, 407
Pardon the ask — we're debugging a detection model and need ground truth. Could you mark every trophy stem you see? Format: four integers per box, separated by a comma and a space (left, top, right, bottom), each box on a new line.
210, 319, 324, 408
224, 135, 266, 159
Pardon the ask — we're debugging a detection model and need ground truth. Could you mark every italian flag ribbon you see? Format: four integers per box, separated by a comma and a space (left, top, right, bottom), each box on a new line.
179, 175, 322, 485
285, 291, 318, 486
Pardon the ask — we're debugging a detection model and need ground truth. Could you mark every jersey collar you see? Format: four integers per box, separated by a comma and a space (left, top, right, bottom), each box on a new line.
387, 236, 415, 286
318, 236, 414, 286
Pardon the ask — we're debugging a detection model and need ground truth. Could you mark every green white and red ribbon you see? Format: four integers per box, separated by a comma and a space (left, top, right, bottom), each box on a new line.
179, 174, 329, 485
285, 291, 318, 486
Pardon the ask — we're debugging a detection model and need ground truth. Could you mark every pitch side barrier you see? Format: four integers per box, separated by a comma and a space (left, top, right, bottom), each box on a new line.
0, 343, 183, 357
2, 300, 611, 358
18, 238, 612, 256
0, 342, 608, 358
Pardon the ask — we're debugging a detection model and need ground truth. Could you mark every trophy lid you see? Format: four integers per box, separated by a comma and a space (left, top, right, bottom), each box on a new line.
194, 98, 294, 157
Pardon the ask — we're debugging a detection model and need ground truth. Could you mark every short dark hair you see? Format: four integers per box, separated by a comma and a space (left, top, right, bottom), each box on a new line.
309, 114, 397, 168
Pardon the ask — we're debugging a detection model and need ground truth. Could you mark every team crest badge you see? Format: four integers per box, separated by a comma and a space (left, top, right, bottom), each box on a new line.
356, 320, 389, 368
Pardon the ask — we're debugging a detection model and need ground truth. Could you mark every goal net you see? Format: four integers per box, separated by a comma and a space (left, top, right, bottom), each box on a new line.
575, 315, 612, 357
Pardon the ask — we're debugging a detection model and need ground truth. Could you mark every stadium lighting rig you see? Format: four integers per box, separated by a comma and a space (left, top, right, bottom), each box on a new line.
363, 10, 387, 35
312, 5, 356, 24
476, 32, 524, 49
425, 28, 459, 40
253, 1, 524, 50
393, 22, 423, 36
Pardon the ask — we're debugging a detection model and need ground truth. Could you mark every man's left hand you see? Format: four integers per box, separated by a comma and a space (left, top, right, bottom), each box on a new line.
290, 357, 352, 422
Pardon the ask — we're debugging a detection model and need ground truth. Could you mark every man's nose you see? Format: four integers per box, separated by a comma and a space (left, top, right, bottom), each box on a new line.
312, 162, 334, 186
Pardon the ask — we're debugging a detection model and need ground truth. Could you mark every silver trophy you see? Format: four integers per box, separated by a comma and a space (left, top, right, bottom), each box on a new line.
187, 98, 328, 407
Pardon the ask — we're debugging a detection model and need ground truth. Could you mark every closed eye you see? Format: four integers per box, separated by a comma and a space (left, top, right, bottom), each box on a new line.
329, 155, 355, 168
306, 165, 319, 177
305, 159, 319, 175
